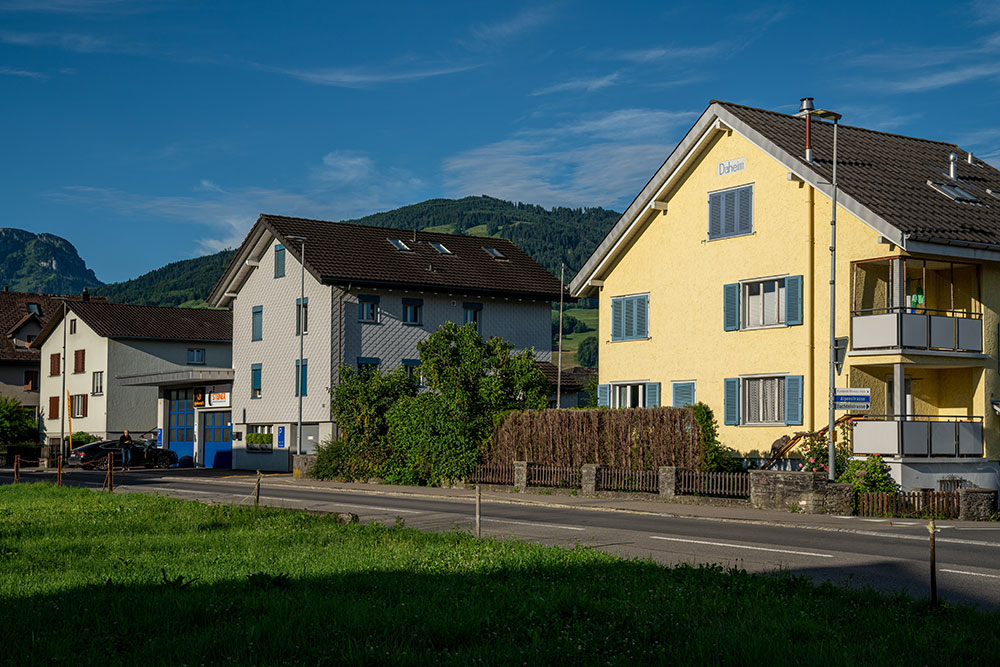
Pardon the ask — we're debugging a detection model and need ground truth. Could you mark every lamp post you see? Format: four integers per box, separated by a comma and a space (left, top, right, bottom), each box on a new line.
287, 235, 307, 457
798, 98, 842, 482
52, 297, 68, 460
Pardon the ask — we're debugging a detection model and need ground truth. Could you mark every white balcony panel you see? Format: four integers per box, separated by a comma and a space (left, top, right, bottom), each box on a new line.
959, 421, 984, 455
957, 318, 983, 352
929, 316, 955, 349
930, 421, 957, 456
853, 420, 900, 455
900, 314, 927, 348
901, 421, 929, 455
852, 314, 898, 349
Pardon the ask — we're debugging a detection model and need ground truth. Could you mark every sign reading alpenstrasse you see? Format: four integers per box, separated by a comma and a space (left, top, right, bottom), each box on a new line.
834, 387, 870, 411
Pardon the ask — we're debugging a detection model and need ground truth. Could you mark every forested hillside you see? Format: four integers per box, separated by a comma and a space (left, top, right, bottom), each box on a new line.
0, 228, 102, 294
92, 250, 236, 307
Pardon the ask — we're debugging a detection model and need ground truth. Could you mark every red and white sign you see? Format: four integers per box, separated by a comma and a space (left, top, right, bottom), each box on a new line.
208, 391, 231, 407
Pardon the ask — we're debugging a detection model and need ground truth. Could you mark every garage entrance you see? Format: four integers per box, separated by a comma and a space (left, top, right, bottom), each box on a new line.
202, 410, 232, 469
168, 388, 194, 463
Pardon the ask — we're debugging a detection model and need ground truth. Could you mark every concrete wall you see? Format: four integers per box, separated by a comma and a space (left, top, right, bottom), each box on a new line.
0, 363, 39, 415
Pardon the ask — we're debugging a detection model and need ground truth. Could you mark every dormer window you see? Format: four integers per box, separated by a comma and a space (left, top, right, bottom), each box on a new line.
928, 180, 979, 204
430, 242, 452, 255
388, 238, 412, 252
27, 303, 40, 314
484, 247, 507, 261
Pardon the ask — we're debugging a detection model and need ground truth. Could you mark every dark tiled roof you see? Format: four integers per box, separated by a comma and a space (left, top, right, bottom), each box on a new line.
535, 361, 593, 393
32, 301, 232, 349
0, 291, 105, 363
717, 101, 1000, 247
218, 215, 565, 301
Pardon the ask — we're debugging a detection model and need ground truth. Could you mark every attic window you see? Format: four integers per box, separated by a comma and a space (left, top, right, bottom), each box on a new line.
430, 242, 452, 255
988, 188, 1000, 201
27, 303, 40, 314
388, 238, 412, 252
484, 247, 507, 261
928, 180, 979, 204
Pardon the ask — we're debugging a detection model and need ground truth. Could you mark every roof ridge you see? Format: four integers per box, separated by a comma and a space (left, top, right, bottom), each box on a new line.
70, 301, 227, 312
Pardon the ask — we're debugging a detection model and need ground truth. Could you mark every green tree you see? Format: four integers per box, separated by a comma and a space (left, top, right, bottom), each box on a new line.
693, 402, 741, 472
0, 395, 38, 446
576, 336, 599, 367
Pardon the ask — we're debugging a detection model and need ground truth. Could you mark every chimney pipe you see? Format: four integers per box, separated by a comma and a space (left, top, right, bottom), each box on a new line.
967, 151, 974, 165
949, 153, 958, 180
81, 288, 89, 302
800, 97, 815, 162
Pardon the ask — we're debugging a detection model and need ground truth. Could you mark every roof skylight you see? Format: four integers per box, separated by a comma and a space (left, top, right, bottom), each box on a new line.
26, 303, 40, 314
484, 247, 507, 260
388, 238, 412, 251
430, 242, 452, 255
988, 188, 1000, 201
927, 180, 979, 204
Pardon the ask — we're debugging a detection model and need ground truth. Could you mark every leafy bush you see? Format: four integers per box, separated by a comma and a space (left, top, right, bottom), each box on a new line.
70, 431, 99, 446
246, 433, 273, 446
837, 454, 899, 493
576, 336, 598, 368
693, 403, 741, 472
386, 393, 475, 485
0, 395, 38, 446
798, 422, 852, 478
311, 439, 361, 481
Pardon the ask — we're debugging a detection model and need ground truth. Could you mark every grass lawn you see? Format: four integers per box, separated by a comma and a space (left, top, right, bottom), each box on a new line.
3, 484, 998, 665
554, 307, 599, 368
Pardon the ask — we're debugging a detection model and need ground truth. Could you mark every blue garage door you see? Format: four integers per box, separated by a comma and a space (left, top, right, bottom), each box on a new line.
168, 389, 194, 464
202, 411, 232, 469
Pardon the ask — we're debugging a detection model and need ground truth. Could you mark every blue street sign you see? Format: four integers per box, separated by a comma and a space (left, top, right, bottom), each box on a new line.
834, 388, 870, 410
157, 427, 162, 447
277, 426, 285, 448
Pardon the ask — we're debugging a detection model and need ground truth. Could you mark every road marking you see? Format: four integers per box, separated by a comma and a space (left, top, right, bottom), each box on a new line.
284, 501, 421, 514
649, 536, 833, 558
483, 518, 584, 531
942, 569, 1000, 580
956, 527, 1000, 531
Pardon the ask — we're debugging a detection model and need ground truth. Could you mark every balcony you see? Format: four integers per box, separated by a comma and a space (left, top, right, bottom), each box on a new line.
851, 257, 982, 354
852, 415, 984, 458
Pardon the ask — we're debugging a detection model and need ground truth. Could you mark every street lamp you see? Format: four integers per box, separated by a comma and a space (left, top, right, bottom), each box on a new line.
51, 296, 69, 460
286, 235, 307, 457
797, 97, 842, 483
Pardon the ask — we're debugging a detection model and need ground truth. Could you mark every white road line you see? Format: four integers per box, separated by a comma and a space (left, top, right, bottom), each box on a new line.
941, 569, 1000, 580
483, 518, 584, 531
649, 535, 833, 558
270, 500, 422, 514
956, 527, 1000, 531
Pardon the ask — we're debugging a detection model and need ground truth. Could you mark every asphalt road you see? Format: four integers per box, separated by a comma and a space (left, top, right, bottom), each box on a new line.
5, 467, 1000, 609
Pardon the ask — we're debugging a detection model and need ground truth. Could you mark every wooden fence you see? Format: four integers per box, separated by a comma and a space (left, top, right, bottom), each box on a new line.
677, 469, 750, 498
528, 465, 582, 489
855, 490, 960, 519
597, 468, 659, 494
468, 464, 514, 486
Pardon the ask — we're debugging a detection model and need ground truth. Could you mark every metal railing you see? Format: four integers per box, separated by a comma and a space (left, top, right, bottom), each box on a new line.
851, 415, 984, 458
527, 465, 582, 489
677, 469, 750, 498
850, 307, 983, 353
596, 468, 658, 493
468, 464, 515, 486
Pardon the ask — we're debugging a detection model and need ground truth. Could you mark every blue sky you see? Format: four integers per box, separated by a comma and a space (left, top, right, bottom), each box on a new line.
3, 0, 1000, 283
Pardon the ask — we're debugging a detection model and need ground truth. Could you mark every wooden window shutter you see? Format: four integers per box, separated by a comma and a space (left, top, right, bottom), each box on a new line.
724, 378, 740, 425
50, 353, 60, 376
708, 192, 723, 239
673, 382, 695, 408
737, 186, 753, 235
784, 375, 803, 426
82, 393, 88, 418
597, 384, 610, 407
636, 295, 648, 338
74, 349, 85, 373
49, 395, 59, 420
785, 275, 803, 326
723, 284, 740, 331
644, 382, 660, 407
611, 298, 624, 341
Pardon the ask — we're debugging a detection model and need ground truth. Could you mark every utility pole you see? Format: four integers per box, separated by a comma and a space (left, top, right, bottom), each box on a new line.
287, 235, 308, 458
557, 263, 564, 408
59, 298, 67, 459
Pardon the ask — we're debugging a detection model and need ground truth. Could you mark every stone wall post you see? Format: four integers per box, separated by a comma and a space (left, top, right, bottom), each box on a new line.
750, 470, 827, 514
824, 483, 854, 515
959, 488, 998, 521
513, 461, 528, 491
581, 464, 599, 495
658, 466, 677, 500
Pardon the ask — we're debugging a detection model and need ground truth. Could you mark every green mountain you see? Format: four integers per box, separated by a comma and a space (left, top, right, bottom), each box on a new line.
0, 228, 103, 294
92, 250, 237, 307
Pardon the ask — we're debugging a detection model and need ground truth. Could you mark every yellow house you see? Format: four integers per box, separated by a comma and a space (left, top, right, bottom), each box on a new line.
570, 99, 1000, 491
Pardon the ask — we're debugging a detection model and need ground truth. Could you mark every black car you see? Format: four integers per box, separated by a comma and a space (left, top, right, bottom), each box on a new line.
68, 440, 178, 469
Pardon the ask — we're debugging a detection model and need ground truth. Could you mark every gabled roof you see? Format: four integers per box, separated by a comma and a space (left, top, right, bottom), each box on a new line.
0, 290, 105, 363
571, 100, 1000, 297
31, 301, 232, 349
210, 214, 565, 306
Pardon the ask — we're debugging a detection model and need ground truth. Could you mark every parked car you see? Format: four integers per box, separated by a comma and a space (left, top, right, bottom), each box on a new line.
67, 440, 178, 469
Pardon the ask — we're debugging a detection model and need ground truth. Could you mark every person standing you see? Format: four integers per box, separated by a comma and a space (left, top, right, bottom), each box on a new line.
118, 429, 133, 470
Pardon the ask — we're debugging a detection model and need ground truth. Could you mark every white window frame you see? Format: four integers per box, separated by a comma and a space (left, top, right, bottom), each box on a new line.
611, 381, 646, 408
741, 374, 786, 426
70, 319, 77, 334
740, 275, 787, 330
71, 394, 85, 418
92, 371, 104, 396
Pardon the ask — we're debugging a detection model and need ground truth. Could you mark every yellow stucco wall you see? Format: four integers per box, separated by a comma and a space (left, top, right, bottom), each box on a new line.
596, 126, 1000, 459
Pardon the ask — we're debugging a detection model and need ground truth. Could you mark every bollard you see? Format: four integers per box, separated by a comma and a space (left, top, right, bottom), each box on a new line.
928, 519, 938, 606
254, 470, 262, 507
57, 456, 63, 487
13, 455, 19, 484
475, 484, 482, 538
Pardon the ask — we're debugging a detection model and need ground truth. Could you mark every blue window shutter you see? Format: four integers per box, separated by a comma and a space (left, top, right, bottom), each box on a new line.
624, 297, 636, 338
673, 382, 695, 407
597, 384, 610, 407
737, 186, 753, 235
636, 295, 648, 338
274, 245, 285, 278
645, 382, 660, 407
785, 375, 803, 425
252, 306, 263, 341
724, 378, 740, 425
723, 190, 737, 236
723, 284, 740, 331
611, 299, 624, 341
786, 275, 803, 326
708, 192, 723, 239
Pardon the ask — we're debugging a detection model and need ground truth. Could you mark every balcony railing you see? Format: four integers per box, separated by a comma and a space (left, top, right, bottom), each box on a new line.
852, 415, 983, 458
851, 307, 982, 353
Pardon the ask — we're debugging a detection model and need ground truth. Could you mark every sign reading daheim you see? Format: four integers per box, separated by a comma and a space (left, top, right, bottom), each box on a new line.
193, 388, 206, 408
718, 157, 746, 176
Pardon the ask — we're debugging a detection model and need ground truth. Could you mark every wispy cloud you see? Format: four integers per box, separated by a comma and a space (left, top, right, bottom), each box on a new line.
0, 30, 110, 52
0, 65, 46, 78
0, 0, 158, 13
258, 61, 480, 88
971, 0, 1000, 24
531, 72, 620, 95
607, 44, 727, 64
466, 6, 556, 47
851, 31, 1000, 92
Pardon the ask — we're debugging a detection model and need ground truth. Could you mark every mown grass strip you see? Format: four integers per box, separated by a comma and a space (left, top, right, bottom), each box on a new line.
1, 483, 998, 665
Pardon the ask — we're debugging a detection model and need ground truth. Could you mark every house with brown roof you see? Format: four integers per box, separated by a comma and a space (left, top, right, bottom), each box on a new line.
571, 98, 1000, 490
209, 214, 564, 471
0, 288, 106, 422
31, 300, 232, 459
